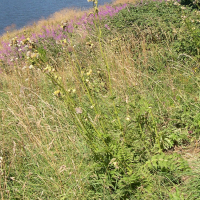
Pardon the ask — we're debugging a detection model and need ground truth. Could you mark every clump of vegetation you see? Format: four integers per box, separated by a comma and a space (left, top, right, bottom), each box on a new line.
0, 0, 200, 199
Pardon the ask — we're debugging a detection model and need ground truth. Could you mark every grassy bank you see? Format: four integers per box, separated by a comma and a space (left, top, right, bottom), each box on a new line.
0, 0, 200, 199
0, 0, 136, 46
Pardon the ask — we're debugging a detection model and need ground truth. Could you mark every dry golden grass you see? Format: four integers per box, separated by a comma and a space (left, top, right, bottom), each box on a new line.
113, 0, 139, 5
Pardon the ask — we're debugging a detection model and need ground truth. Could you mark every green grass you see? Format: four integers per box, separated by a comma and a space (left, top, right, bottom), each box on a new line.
1, 0, 200, 199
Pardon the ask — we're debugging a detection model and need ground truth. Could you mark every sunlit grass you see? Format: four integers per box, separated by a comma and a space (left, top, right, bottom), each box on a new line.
1, 0, 200, 199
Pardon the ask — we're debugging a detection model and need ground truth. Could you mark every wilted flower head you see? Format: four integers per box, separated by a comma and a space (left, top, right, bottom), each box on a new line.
67, 46, 74, 53
75, 107, 82, 114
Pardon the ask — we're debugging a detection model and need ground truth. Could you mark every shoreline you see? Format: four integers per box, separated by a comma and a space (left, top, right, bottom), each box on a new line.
0, 0, 136, 44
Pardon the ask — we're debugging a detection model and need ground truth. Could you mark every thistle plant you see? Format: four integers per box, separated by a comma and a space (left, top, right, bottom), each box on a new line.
29, 1, 136, 197
88, 0, 99, 15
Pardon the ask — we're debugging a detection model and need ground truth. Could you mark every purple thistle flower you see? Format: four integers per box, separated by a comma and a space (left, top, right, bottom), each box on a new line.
105, 24, 110, 30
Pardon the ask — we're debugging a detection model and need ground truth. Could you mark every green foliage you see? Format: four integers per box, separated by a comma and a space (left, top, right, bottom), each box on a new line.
169, 187, 185, 200
145, 153, 190, 176
108, 0, 200, 58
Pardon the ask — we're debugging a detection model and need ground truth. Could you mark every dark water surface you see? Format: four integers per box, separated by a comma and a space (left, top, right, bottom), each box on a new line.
0, 0, 111, 35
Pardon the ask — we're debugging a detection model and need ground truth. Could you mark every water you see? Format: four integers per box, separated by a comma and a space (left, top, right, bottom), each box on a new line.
0, 0, 111, 35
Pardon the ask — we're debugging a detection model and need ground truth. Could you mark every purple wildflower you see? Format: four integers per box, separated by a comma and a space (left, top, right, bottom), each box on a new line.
105, 24, 110, 30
